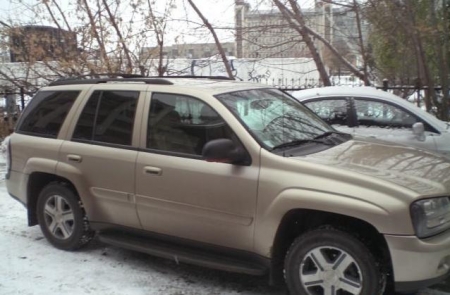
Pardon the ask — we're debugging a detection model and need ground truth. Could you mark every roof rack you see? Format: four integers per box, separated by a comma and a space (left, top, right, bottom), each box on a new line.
49, 78, 174, 86
58, 73, 145, 79
48, 75, 235, 86
153, 75, 235, 80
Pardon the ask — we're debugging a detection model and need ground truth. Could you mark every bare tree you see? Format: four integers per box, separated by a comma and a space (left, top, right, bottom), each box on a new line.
145, 0, 177, 76
102, 0, 133, 74
0, 0, 184, 83
366, 0, 449, 119
242, 0, 370, 85
430, 0, 449, 120
186, 0, 234, 78
272, 0, 331, 85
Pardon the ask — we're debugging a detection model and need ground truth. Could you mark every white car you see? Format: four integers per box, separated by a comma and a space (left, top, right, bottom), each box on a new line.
291, 86, 450, 156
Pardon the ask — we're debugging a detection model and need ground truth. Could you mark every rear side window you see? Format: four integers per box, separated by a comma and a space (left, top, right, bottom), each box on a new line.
73, 90, 139, 146
17, 91, 79, 138
354, 99, 418, 129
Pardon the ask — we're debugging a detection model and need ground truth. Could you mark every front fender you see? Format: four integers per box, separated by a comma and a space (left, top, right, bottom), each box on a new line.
253, 188, 412, 257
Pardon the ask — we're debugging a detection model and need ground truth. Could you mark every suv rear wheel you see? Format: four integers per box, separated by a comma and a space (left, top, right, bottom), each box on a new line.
284, 228, 385, 295
37, 183, 94, 250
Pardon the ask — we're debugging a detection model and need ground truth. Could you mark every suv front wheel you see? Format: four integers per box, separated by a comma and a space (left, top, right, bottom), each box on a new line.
284, 228, 385, 295
37, 182, 94, 250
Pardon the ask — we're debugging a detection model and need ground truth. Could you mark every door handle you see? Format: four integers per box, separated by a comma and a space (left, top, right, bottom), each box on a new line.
144, 166, 162, 176
67, 154, 82, 163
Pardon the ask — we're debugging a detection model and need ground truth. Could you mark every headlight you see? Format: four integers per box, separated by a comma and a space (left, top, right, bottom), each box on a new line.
411, 197, 450, 238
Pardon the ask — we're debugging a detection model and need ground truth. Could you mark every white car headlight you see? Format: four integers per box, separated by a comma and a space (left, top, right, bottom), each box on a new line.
411, 197, 450, 238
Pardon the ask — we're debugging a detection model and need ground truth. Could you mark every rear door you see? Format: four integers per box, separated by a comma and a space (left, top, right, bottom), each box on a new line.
58, 88, 144, 228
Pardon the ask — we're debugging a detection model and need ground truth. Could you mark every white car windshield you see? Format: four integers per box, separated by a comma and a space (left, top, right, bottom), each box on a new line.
216, 88, 335, 149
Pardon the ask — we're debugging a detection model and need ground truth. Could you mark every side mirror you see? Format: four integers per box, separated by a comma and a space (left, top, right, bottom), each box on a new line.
202, 139, 247, 165
412, 122, 426, 141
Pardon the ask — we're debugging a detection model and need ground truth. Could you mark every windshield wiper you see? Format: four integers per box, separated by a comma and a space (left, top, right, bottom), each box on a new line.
313, 130, 347, 140
272, 138, 333, 150
271, 131, 350, 151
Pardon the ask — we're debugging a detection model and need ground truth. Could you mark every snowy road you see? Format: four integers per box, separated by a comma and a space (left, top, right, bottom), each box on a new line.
0, 164, 449, 295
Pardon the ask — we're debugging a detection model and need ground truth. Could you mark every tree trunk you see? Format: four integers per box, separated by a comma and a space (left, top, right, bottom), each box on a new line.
353, 0, 370, 86
431, 0, 449, 120
403, 1, 435, 113
441, 0, 449, 121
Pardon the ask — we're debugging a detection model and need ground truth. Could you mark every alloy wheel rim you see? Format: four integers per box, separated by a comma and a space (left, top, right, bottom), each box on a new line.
43, 195, 75, 240
300, 246, 363, 295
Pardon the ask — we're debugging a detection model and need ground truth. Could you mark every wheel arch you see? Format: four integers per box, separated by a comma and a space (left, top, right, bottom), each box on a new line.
269, 209, 393, 289
27, 172, 79, 226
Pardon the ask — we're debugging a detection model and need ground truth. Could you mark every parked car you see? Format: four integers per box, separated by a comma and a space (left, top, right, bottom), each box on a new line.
291, 86, 450, 157
5, 77, 450, 295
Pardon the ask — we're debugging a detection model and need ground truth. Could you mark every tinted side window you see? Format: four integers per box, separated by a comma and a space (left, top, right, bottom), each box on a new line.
147, 93, 235, 155
17, 91, 79, 138
304, 98, 349, 126
73, 91, 138, 146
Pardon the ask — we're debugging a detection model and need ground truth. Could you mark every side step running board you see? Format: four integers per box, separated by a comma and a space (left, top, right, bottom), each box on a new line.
98, 231, 268, 276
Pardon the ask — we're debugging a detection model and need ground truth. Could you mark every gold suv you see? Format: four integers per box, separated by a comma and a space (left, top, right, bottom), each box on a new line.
6, 76, 450, 295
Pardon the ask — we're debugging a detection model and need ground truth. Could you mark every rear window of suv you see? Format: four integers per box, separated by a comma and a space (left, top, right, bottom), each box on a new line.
72, 90, 139, 146
16, 91, 80, 138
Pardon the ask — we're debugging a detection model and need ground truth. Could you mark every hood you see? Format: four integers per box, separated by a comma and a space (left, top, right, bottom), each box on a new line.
296, 137, 450, 196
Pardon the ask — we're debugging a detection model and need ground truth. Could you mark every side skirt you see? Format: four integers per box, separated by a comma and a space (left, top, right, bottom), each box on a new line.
96, 227, 270, 276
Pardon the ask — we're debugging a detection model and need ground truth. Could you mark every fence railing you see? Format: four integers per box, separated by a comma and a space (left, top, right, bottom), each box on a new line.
1, 77, 447, 116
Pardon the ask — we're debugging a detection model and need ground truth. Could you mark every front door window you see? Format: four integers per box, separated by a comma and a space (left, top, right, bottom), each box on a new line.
354, 99, 418, 129
147, 93, 238, 156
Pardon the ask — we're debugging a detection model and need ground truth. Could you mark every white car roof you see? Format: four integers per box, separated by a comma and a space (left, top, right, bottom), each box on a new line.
291, 86, 448, 131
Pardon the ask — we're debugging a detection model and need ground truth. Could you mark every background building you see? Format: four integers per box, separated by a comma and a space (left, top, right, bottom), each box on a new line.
9, 25, 78, 62
235, 0, 316, 58
140, 42, 236, 60
235, 0, 367, 70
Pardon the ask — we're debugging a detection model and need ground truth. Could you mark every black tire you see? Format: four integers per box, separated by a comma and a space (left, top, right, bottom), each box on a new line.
284, 228, 385, 295
36, 182, 94, 251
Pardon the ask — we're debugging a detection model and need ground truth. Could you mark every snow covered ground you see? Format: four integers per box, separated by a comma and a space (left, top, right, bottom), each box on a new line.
0, 159, 449, 295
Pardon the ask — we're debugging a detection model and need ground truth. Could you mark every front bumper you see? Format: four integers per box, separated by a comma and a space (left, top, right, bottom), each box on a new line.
385, 231, 450, 292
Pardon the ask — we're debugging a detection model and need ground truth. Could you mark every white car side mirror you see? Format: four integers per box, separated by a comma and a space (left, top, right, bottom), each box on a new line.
412, 122, 426, 141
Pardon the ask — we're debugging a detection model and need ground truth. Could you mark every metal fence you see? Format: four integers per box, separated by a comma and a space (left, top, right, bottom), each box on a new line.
1, 77, 446, 116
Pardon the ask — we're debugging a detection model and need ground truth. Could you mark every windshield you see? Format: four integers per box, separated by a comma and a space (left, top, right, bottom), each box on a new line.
216, 88, 334, 149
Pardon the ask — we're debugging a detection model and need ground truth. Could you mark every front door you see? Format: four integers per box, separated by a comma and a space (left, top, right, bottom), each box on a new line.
135, 92, 259, 251
353, 98, 438, 151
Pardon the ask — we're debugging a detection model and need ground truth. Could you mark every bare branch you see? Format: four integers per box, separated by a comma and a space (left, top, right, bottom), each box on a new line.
102, 0, 133, 73
272, 0, 331, 85
185, 0, 232, 78
80, 0, 112, 74
51, 0, 73, 31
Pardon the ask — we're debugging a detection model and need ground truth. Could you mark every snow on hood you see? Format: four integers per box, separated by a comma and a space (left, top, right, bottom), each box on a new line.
298, 137, 450, 196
